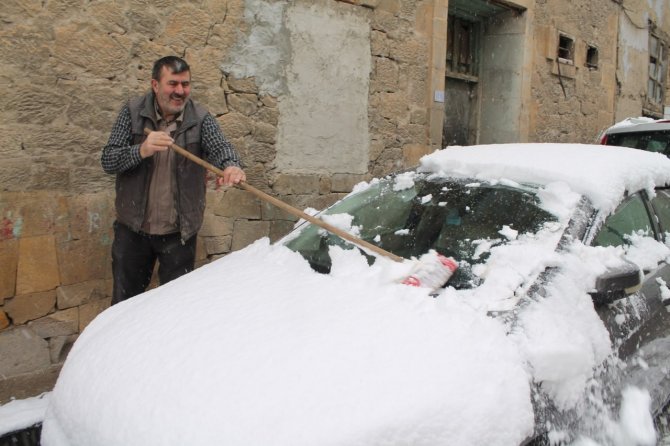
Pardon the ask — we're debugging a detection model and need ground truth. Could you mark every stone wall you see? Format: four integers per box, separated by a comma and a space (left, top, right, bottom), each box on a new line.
0, 0, 433, 403
530, 0, 620, 143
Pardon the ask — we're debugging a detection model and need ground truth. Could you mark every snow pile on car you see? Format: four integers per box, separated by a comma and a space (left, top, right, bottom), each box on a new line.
41, 143, 670, 446
419, 143, 670, 216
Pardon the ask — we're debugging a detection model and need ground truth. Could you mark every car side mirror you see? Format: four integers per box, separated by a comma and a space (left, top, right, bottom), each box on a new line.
590, 261, 642, 306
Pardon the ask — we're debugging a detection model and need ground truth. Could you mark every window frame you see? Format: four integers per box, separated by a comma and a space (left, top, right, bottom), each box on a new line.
446, 14, 481, 81
557, 33, 575, 65
648, 34, 667, 106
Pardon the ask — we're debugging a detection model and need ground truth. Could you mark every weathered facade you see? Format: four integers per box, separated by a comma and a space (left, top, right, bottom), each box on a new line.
1, 0, 669, 403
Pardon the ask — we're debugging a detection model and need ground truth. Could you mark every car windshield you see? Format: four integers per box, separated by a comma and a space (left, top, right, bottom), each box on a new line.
607, 130, 670, 155
284, 174, 558, 289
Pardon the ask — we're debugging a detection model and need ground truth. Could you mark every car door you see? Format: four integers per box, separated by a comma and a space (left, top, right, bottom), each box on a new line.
591, 190, 670, 412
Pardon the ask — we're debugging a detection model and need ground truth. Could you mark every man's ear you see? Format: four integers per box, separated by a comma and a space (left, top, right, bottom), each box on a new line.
151, 78, 159, 93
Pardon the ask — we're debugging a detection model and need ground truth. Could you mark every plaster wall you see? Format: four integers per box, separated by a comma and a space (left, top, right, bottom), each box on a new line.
277, 1, 370, 174
615, 0, 670, 120
616, 15, 651, 121
479, 10, 528, 144
222, 0, 394, 175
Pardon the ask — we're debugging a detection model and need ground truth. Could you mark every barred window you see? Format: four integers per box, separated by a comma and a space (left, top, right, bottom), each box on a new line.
558, 34, 575, 64
649, 34, 666, 105
446, 14, 480, 80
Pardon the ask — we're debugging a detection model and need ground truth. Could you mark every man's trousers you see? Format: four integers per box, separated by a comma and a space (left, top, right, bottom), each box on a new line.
111, 221, 196, 305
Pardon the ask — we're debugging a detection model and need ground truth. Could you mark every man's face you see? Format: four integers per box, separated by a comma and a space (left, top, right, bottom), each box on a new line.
152, 66, 191, 119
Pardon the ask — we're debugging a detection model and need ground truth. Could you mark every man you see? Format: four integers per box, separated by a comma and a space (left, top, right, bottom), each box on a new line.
102, 56, 245, 305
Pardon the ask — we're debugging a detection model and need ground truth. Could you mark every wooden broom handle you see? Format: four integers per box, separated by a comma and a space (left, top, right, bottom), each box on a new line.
143, 128, 403, 262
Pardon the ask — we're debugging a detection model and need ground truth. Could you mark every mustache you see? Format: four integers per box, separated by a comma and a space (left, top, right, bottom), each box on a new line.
170, 93, 186, 100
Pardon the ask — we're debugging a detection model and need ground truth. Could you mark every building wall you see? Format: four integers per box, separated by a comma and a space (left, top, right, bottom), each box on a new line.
2, 0, 670, 403
615, 0, 670, 121
0, 0, 436, 403
529, 0, 620, 143
479, 8, 532, 144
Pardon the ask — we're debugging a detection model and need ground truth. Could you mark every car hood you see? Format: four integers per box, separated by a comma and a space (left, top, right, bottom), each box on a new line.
42, 239, 534, 446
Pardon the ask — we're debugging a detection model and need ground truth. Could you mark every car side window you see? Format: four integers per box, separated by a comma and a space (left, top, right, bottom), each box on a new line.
651, 189, 670, 238
593, 193, 654, 247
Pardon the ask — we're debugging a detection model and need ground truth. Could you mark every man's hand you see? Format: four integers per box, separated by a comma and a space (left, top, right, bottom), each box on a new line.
217, 166, 246, 187
140, 131, 173, 158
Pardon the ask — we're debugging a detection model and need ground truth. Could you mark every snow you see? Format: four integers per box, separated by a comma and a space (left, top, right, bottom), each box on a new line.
419, 143, 670, 216
26, 144, 670, 445
608, 117, 657, 130
0, 393, 49, 436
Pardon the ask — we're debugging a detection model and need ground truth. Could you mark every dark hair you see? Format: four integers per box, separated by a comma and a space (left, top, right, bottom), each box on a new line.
152, 56, 190, 81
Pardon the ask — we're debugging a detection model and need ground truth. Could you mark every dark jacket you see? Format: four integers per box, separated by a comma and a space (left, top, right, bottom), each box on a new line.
102, 91, 241, 241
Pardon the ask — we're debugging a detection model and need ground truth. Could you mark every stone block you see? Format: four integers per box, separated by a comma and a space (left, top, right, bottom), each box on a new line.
403, 143, 431, 167
0, 310, 9, 330
228, 93, 259, 116
256, 106, 279, 126
66, 193, 115, 243
204, 235, 232, 255
227, 77, 260, 94
218, 112, 253, 139
52, 22, 131, 78
371, 30, 390, 57
184, 47, 227, 87
4, 290, 56, 325
231, 220, 271, 251
56, 279, 106, 310
377, 0, 401, 13
0, 160, 33, 193
372, 9, 400, 37
0, 327, 51, 377
378, 91, 407, 121
360, 0, 381, 7
252, 121, 277, 144
291, 194, 346, 213
163, 4, 213, 48
214, 188, 261, 219
199, 215, 234, 237
319, 176, 332, 195
195, 234, 208, 262
270, 220, 297, 242
0, 364, 62, 405
374, 57, 399, 91
272, 174, 321, 195
243, 165, 272, 194
79, 298, 111, 332
49, 334, 78, 364
16, 235, 60, 295
57, 238, 109, 286
410, 108, 427, 125
200, 88, 229, 116
331, 174, 371, 193
246, 142, 276, 164
260, 201, 298, 222
104, 278, 114, 298
0, 239, 18, 301
28, 308, 79, 339
1, 192, 68, 239
260, 95, 277, 108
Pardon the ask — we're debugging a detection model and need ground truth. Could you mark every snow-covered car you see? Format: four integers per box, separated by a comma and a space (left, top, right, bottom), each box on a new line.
42, 144, 670, 446
600, 117, 670, 156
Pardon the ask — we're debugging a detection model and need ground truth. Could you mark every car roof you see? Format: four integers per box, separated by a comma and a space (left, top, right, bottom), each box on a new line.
419, 143, 670, 216
606, 119, 670, 134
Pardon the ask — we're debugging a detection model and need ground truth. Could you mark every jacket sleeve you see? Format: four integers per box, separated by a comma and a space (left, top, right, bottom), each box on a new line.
101, 105, 144, 174
201, 114, 243, 170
